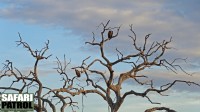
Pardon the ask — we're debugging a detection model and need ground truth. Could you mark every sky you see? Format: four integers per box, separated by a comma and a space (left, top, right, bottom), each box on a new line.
0, 0, 200, 112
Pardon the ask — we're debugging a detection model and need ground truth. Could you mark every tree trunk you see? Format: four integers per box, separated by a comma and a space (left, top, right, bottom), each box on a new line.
109, 100, 123, 112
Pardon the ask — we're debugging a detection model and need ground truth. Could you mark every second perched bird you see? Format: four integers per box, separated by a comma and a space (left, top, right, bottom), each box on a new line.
75, 69, 81, 77
108, 30, 113, 39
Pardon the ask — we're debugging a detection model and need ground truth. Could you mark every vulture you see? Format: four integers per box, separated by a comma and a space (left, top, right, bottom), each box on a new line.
75, 69, 81, 77
108, 30, 113, 39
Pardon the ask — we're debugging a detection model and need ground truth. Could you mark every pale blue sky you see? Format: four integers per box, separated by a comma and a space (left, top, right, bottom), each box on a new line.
0, 0, 200, 112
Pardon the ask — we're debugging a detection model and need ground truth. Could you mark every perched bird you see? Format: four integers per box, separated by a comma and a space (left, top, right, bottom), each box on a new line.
75, 69, 81, 77
108, 30, 113, 39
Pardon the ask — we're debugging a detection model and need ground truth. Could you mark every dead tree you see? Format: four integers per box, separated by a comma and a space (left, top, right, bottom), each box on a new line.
51, 20, 199, 112
1, 21, 199, 112
0, 33, 78, 112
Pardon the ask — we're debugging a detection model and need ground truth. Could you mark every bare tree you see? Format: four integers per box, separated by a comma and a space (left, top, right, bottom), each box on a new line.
50, 20, 199, 112
1, 21, 199, 112
0, 33, 78, 112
